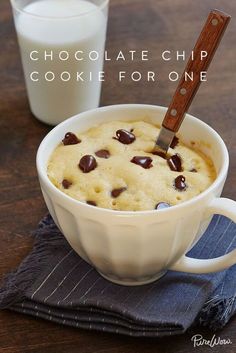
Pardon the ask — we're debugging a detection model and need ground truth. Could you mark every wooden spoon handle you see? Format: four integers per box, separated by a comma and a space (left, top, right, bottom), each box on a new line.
162, 9, 231, 133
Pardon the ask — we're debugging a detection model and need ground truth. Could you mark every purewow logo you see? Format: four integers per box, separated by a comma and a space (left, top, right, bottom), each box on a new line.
191, 334, 232, 348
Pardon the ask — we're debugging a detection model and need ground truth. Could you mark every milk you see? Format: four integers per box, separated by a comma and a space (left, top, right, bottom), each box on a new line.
13, 0, 108, 125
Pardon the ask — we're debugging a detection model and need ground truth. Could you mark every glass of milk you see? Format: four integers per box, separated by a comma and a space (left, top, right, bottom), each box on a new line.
10, 0, 109, 125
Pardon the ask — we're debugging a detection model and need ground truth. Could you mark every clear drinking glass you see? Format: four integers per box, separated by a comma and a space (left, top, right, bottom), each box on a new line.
10, 0, 109, 125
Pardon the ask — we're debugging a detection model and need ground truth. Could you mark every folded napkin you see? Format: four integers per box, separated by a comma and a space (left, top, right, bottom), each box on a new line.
0, 214, 235, 337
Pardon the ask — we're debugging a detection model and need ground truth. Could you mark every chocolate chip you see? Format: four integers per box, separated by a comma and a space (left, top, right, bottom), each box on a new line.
95, 149, 110, 159
111, 187, 127, 198
131, 156, 153, 169
152, 150, 167, 159
190, 168, 197, 172
167, 154, 183, 172
62, 179, 72, 189
79, 155, 97, 173
174, 175, 187, 191
155, 202, 171, 210
113, 129, 136, 144
170, 136, 179, 149
86, 200, 97, 206
62, 132, 81, 145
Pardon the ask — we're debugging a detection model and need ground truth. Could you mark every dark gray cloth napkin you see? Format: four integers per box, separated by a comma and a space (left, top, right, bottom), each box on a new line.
0, 214, 236, 337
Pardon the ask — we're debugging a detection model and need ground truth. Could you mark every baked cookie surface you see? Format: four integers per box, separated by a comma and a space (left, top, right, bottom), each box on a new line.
47, 120, 216, 211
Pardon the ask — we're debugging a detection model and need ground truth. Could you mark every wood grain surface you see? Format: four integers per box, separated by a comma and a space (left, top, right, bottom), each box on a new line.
0, 0, 235, 352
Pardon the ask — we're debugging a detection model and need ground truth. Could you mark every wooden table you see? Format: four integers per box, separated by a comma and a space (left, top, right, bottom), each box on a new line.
0, 0, 235, 352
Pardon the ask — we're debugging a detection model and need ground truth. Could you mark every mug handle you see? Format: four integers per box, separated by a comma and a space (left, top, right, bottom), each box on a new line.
170, 198, 236, 273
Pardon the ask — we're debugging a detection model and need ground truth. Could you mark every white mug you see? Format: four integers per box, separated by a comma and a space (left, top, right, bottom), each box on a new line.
36, 104, 236, 285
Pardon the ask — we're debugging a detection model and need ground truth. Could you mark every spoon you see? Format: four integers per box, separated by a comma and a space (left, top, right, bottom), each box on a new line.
153, 9, 231, 155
